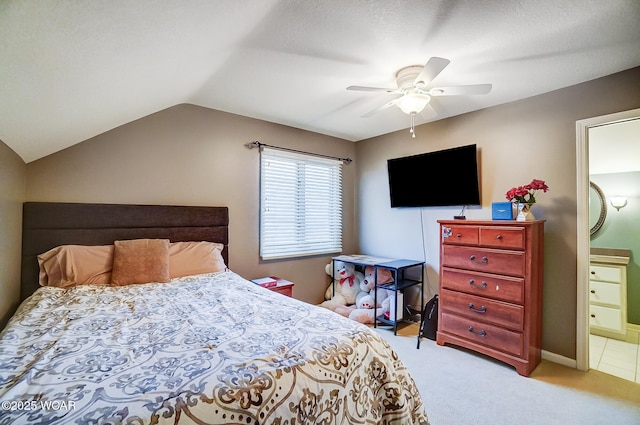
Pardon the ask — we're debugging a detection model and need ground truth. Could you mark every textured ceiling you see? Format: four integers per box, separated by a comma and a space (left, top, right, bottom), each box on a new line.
1, 0, 639, 163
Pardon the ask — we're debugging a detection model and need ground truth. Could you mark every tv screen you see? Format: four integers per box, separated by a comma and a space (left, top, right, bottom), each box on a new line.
387, 144, 480, 208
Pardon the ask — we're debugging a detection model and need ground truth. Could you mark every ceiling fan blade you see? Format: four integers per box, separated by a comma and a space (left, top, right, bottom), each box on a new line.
419, 103, 438, 120
347, 85, 401, 93
361, 98, 399, 118
429, 84, 492, 96
414, 57, 450, 87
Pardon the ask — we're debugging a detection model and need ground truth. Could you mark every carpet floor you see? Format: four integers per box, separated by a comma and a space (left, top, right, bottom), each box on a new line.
374, 323, 640, 425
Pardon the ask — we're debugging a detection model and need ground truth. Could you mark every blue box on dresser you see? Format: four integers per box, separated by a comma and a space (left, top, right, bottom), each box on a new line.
492, 202, 513, 220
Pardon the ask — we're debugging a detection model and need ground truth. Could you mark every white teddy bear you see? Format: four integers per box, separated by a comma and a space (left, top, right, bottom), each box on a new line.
348, 266, 395, 324
319, 261, 364, 316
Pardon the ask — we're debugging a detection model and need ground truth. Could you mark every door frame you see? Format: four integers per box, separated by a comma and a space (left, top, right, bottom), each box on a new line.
575, 107, 640, 371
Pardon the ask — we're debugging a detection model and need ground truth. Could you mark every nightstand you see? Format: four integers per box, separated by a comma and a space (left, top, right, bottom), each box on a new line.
251, 276, 294, 297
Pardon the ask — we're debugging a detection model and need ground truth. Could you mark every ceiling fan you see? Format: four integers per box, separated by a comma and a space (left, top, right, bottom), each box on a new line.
347, 57, 492, 137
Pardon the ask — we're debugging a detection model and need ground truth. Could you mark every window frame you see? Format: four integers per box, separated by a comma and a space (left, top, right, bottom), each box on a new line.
259, 147, 343, 260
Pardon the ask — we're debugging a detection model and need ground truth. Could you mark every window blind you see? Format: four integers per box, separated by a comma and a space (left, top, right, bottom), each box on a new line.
260, 147, 343, 260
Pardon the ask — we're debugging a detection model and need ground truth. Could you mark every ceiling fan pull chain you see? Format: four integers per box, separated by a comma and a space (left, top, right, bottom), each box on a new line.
410, 113, 416, 138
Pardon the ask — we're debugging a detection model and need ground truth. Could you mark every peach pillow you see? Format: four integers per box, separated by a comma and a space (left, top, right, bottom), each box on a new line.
169, 241, 226, 278
111, 239, 170, 286
37, 245, 114, 288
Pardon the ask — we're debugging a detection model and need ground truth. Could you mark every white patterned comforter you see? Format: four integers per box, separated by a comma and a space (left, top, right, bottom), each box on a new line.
0, 271, 428, 424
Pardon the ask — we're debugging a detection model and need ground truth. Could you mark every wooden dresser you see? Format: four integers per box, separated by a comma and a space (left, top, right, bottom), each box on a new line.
436, 220, 544, 376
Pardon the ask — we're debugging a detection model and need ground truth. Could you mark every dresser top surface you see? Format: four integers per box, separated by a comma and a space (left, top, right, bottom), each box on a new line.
438, 219, 545, 226
590, 247, 631, 265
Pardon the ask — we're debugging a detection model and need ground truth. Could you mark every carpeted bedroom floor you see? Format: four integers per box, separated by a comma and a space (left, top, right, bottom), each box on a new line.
374, 323, 640, 425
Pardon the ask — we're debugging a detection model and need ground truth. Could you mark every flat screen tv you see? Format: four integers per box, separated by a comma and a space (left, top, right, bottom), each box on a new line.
387, 144, 480, 208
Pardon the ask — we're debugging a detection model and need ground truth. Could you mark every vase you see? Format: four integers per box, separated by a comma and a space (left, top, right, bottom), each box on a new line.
516, 202, 535, 221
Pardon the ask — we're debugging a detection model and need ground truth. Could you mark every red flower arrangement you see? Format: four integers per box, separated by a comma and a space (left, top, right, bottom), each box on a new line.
506, 179, 549, 205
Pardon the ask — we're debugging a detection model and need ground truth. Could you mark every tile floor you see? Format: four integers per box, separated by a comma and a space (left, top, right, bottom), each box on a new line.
589, 334, 640, 383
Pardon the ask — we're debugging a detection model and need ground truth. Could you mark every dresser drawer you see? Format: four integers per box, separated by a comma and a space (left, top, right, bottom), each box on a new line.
441, 289, 524, 331
442, 225, 479, 245
590, 304, 623, 332
441, 268, 524, 304
479, 226, 525, 250
440, 312, 523, 357
442, 245, 526, 277
589, 265, 622, 283
589, 281, 622, 307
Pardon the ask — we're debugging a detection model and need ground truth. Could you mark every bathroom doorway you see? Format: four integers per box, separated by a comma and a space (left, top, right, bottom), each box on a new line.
576, 108, 640, 382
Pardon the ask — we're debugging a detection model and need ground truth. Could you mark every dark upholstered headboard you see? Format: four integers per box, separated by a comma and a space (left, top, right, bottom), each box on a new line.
21, 202, 229, 301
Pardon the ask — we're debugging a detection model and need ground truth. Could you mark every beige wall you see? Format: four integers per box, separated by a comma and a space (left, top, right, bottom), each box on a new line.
26, 104, 357, 304
355, 67, 640, 360
0, 139, 26, 328
18, 67, 640, 361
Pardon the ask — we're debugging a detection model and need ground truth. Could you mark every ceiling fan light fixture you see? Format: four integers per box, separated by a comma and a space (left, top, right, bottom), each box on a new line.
346, 57, 491, 138
397, 93, 431, 115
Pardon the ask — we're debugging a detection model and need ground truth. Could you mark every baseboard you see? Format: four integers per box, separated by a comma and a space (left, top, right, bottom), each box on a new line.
555, 324, 640, 372
626, 323, 640, 342
542, 350, 577, 369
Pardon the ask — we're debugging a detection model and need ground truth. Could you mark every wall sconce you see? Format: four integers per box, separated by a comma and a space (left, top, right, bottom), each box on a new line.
610, 196, 628, 211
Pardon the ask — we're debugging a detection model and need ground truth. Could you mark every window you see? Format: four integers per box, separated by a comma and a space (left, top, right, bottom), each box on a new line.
260, 147, 343, 260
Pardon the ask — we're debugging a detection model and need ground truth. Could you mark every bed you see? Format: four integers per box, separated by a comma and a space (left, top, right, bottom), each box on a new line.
0, 202, 429, 424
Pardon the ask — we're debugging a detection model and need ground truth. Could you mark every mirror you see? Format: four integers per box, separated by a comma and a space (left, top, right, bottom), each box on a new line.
589, 181, 607, 235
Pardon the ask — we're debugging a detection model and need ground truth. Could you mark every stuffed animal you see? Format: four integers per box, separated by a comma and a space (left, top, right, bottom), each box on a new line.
362, 266, 394, 288
354, 286, 372, 309
349, 305, 382, 324
319, 261, 363, 314
349, 288, 389, 324
363, 266, 395, 308
348, 267, 395, 324
352, 272, 375, 309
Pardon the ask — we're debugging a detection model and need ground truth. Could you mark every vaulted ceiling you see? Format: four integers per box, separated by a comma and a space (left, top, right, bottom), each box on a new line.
1, 0, 639, 163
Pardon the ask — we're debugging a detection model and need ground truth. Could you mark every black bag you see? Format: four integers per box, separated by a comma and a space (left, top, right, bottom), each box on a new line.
417, 294, 438, 348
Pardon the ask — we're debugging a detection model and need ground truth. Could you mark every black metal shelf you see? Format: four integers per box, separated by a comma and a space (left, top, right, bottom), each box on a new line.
331, 255, 425, 336
377, 278, 421, 291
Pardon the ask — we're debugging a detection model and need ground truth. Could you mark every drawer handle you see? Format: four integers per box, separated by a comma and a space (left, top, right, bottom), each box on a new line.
468, 326, 486, 337
590, 314, 596, 318
469, 279, 487, 289
496, 234, 502, 239
469, 255, 488, 265
590, 290, 596, 294
456, 233, 462, 238
468, 303, 487, 314
591, 271, 595, 275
